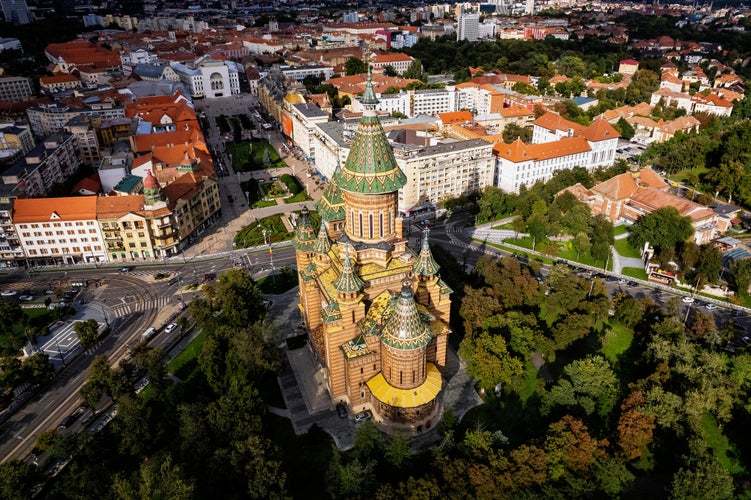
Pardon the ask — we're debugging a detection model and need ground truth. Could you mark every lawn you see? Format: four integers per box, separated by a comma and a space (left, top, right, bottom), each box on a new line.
621, 267, 648, 280
257, 270, 298, 294
700, 412, 746, 475
516, 359, 541, 402
167, 332, 205, 381
613, 224, 629, 236
284, 191, 312, 204
613, 237, 641, 259
234, 211, 321, 248
600, 321, 633, 363
226, 139, 285, 172
507, 237, 608, 269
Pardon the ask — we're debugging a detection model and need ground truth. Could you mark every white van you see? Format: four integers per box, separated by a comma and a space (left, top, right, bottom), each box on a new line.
141, 327, 156, 340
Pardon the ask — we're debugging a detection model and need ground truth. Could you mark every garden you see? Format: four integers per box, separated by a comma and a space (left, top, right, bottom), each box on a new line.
226, 139, 285, 172
233, 210, 321, 249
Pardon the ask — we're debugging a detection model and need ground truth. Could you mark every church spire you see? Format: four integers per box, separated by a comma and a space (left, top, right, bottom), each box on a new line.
313, 224, 331, 255
381, 278, 432, 350
333, 251, 364, 293
413, 226, 440, 277
333, 64, 407, 196
294, 206, 316, 251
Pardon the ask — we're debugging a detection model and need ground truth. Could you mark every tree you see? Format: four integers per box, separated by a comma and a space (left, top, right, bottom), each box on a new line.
403, 59, 425, 81
691, 244, 722, 287
614, 117, 635, 140
502, 123, 531, 143
262, 149, 271, 167
628, 207, 693, 251
542, 355, 619, 418
74, 319, 100, 349
572, 232, 591, 258
213, 269, 264, 327
459, 331, 524, 390
670, 457, 734, 500
588, 215, 614, 266
23, 353, 55, 386
613, 293, 643, 327
526, 212, 549, 251
616, 390, 655, 462
230, 434, 288, 498
545, 415, 608, 483
382, 64, 398, 77
113, 454, 195, 500
133, 348, 171, 400
560, 201, 591, 236
345, 57, 368, 76
384, 432, 411, 468
0, 460, 38, 500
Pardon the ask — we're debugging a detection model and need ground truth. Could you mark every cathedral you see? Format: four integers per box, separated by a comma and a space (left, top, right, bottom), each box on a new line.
294, 71, 452, 432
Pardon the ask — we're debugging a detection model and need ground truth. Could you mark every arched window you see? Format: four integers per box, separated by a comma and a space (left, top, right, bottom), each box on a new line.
359, 212, 363, 238
369, 213, 373, 239
379, 212, 384, 237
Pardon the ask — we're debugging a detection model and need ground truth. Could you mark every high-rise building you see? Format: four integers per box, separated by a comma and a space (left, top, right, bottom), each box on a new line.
298, 72, 451, 432
0, 0, 32, 24
457, 10, 479, 42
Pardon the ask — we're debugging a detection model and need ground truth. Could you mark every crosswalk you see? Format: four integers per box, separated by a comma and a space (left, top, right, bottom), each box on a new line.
111, 296, 172, 317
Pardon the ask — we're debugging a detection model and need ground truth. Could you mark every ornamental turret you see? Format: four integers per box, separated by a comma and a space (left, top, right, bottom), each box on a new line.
413, 226, 440, 279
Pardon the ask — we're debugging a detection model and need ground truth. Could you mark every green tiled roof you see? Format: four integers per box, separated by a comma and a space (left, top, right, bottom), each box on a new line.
333, 253, 365, 293
381, 279, 433, 350
313, 225, 331, 255
322, 300, 342, 323
413, 226, 440, 276
316, 166, 346, 222
333, 72, 406, 195
294, 206, 316, 251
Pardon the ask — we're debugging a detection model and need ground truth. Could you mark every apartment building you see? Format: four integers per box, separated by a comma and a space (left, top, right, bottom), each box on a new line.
287, 103, 330, 159
13, 197, 106, 266
312, 120, 494, 211
26, 101, 125, 138
532, 112, 619, 169
0, 122, 34, 157
39, 74, 82, 93
0, 195, 24, 267
64, 115, 101, 165
3, 132, 79, 198
393, 138, 495, 211
0, 75, 33, 102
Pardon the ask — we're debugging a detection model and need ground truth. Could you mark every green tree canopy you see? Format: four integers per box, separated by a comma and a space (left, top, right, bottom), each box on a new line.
627, 207, 693, 251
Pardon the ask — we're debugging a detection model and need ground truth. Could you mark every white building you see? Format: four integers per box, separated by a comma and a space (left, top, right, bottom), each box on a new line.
312, 121, 495, 211
495, 137, 592, 193
289, 103, 330, 160
0, 0, 31, 24
280, 65, 335, 82
170, 55, 241, 99
13, 196, 106, 266
457, 11, 480, 42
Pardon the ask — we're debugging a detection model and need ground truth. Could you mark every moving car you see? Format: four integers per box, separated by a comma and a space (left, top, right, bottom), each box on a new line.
18, 295, 34, 301
1, 290, 17, 297
119, 267, 130, 273
681, 296, 694, 303
164, 323, 178, 334
57, 415, 75, 430
705, 303, 718, 310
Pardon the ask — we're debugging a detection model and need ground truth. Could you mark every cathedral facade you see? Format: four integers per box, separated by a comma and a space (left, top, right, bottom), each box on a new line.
294, 73, 452, 432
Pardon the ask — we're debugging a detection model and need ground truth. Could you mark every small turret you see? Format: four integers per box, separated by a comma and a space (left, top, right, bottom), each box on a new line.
413, 226, 440, 278
294, 206, 316, 252
333, 251, 364, 295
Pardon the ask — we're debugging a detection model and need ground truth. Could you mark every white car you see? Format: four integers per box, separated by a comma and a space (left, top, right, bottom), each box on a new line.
1, 290, 17, 297
354, 411, 371, 423
681, 296, 694, 303
164, 323, 178, 334
18, 295, 34, 301
705, 303, 717, 310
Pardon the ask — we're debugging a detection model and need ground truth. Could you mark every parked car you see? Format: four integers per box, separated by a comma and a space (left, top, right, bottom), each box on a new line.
336, 403, 347, 419
1, 290, 17, 297
354, 411, 372, 423
682, 296, 694, 303
18, 295, 34, 301
164, 323, 178, 334
705, 303, 718, 310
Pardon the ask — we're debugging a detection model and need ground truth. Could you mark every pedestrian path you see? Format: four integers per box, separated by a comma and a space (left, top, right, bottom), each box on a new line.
111, 296, 172, 317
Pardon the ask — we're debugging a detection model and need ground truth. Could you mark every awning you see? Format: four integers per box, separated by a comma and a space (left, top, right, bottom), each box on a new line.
367, 363, 442, 408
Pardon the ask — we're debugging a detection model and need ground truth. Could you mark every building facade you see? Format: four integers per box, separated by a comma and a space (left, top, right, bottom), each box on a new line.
0, 75, 33, 102
2, 132, 80, 198
299, 74, 450, 432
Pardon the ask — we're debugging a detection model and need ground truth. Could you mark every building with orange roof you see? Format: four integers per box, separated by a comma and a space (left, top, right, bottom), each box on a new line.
532, 112, 619, 170
44, 39, 121, 75
13, 196, 106, 265
495, 136, 592, 192
618, 59, 640, 75
369, 52, 416, 75
39, 74, 82, 93
559, 167, 729, 244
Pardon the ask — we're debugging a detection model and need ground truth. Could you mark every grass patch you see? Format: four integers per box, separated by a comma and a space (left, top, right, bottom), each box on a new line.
167, 332, 205, 381
600, 321, 633, 363
257, 270, 298, 294
613, 224, 629, 236
491, 222, 515, 230
284, 190, 312, 203
516, 359, 541, 402
622, 267, 648, 280
227, 139, 285, 172
700, 411, 746, 475
478, 239, 555, 264
613, 238, 641, 258
506, 237, 609, 269
235, 211, 320, 248
253, 199, 278, 208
